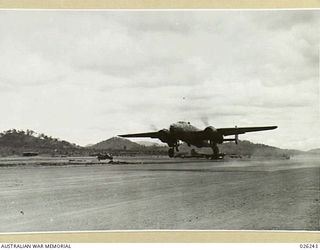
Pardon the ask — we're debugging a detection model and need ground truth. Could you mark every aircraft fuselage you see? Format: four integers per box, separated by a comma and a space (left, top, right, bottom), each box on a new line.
169, 121, 221, 148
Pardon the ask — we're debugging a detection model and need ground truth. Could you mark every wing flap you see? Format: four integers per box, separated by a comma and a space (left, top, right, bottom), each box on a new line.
217, 126, 277, 136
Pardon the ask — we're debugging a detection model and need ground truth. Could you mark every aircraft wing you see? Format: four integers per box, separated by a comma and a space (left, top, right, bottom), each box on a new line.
118, 132, 160, 138
217, 126, 277, 136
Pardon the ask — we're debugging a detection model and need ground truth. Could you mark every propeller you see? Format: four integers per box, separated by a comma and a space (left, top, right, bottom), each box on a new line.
149, 124, 158, 131
200, 115, 210, 127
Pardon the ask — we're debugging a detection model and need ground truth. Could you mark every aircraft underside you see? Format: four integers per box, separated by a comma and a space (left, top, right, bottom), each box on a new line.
167, 141, 221, 159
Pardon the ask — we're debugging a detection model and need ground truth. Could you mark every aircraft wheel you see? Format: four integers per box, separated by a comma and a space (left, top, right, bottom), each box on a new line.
168, 148, 174, 158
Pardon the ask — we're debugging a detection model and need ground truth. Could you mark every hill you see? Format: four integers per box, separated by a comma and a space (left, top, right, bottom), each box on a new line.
90, 137, 143, 150
219, 140, 302, 157
0, 130, 168, 157
177, 140, 302, 157
90, 137, 168, 155
0, 129, 80, 156
308, 148, 320, 154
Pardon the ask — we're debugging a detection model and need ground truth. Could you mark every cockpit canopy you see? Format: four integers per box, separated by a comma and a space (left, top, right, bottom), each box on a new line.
177, 121, 190, 124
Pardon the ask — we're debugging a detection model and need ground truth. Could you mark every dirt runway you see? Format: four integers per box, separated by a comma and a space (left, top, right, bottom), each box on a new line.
0, 156, 319, 232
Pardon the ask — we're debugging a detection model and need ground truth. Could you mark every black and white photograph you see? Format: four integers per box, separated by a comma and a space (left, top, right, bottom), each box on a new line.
0, 9, 319, 232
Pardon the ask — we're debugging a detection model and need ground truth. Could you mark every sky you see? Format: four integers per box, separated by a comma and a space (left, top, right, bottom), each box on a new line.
0, 10, 319, 150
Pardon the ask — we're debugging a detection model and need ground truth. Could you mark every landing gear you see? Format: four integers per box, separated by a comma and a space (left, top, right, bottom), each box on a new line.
168, 141, 180, 158
211, 143, 220, 159
168, 148, 175, 158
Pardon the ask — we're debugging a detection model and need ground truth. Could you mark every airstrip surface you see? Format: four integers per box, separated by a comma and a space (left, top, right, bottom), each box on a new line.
0, 156, 319, 232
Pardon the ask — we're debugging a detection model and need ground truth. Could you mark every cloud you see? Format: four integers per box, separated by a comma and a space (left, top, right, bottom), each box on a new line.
253, 10, 318, 30
120, 12, 192, 34
0, 10, 318, 150
0, 39, 71, 87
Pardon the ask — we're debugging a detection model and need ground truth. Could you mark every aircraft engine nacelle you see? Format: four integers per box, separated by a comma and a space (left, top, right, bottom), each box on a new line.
204, 126, 223, 144
157, 129, 172, 144
158, 129, 177, 147
204, 126, 215, 133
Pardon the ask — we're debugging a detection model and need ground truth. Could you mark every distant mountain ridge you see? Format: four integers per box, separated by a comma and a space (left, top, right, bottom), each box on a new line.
308, 148, 320, 154
0, 129, 79, 156
175, 140, 303, 157
90, 137, 168, 155
135, 141, 164, 147
90, 137, 306, 157
0, 128, 315, 157
90, 137, 144, 150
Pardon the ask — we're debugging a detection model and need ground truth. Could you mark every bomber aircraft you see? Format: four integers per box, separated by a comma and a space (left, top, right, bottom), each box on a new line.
119, 121, 277, 159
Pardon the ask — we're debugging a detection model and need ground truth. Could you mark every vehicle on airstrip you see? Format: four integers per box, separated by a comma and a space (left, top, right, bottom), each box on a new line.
22, 152, 39, 157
